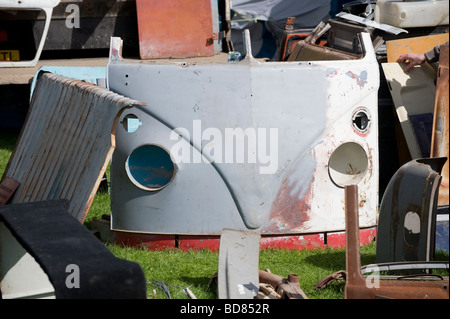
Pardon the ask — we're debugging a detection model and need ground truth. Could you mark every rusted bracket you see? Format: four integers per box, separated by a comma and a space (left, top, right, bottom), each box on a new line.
344, 184, 449, 299
259, 270, 308, 299
314, 270, 346, 290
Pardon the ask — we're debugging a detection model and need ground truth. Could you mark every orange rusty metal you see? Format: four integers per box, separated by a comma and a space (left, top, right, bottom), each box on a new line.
258, 270, 308, 299
431, 44, 449, 206
135, 0, 215, 59
344, 185, 449, 299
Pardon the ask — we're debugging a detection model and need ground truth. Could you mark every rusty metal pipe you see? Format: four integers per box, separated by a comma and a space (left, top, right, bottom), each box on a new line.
345, 185, 365, 289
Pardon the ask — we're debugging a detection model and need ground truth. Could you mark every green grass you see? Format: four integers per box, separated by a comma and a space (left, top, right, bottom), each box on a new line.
0, 131, 18, 171
1, 130, 448, 299
103, 243, 379, 299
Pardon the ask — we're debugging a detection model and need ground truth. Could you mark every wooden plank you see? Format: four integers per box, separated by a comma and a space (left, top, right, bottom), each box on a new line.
431, 45, 449, 206
382, 62, 437, 159
386, 33, 449, 63
3, 72, 145, 222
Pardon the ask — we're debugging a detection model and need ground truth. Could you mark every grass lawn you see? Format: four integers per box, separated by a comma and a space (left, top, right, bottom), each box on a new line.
1, 130, 448, 299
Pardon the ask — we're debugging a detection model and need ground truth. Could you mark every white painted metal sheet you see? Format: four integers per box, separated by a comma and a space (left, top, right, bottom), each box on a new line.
0, 0, 60, 67
107, 31, 379, 235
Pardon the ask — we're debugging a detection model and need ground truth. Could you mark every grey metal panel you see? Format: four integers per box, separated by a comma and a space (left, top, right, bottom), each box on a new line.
2, 72, 144, 222
108, 32, 380, 235
376, 157, 446, 263
218, 229, 260, 299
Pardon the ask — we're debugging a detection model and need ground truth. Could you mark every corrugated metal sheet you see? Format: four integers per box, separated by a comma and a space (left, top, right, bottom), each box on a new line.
2, 72, 144, 222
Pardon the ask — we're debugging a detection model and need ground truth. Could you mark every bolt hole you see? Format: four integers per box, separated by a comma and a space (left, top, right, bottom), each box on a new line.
352, 108, 371, 134
121, 114, 142, 133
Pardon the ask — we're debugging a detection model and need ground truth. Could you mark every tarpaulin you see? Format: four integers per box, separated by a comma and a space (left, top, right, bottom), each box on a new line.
231, 0, 331, 28
230, 0, 331, 59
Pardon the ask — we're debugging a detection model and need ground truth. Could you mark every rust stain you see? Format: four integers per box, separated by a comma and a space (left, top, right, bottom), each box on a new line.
136, 0, 215, 59
265, 176, 313, 234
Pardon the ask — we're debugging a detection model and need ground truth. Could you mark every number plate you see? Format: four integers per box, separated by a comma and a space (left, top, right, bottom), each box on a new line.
0, 50, 20, 61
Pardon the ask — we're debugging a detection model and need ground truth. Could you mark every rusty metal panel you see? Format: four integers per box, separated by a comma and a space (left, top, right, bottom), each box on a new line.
258, 270, 307, 299
135, 0, 216, 59
431, 45, 449, 207
2, 72, 144, 222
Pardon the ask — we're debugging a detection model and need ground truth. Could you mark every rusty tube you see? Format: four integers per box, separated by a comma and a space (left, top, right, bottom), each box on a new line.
345, 185, 365, 287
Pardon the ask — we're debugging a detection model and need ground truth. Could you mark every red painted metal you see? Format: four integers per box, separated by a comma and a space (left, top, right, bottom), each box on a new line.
327, 228, 376, 248
178, 235, 221, 252
111, 228, 376, 252
261, 234, 325, 250
113, 232, 176, 251
135, 0, 215, 59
